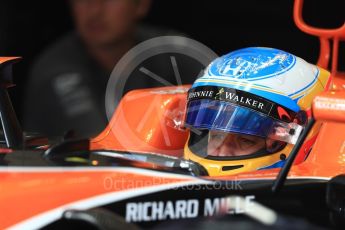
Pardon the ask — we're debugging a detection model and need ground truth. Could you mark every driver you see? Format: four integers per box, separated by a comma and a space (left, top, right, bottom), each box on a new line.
183, 47, 331, 176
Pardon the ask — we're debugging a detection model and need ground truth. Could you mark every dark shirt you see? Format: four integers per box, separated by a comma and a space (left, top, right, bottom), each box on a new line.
24, 25, 198, 139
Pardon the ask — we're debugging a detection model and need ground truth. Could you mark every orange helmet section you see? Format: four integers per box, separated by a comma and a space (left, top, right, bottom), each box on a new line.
90, 86, 191, 157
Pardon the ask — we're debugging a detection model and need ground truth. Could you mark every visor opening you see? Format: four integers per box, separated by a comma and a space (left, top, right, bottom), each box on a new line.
222, 165, 244, 171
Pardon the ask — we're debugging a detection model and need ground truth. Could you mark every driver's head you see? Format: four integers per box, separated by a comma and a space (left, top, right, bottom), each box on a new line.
184, 47, 331, 176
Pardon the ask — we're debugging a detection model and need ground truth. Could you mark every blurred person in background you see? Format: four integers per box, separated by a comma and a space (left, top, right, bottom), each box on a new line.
23, 0, 185, 139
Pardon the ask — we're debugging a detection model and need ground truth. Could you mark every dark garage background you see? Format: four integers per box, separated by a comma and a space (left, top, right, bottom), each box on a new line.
0, 0, 344, 123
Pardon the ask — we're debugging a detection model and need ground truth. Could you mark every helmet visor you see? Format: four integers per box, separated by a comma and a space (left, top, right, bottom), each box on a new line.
185, 99, 303, 144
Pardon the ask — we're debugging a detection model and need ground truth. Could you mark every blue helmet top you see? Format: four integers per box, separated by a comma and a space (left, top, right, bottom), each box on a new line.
192, 47, 319, 112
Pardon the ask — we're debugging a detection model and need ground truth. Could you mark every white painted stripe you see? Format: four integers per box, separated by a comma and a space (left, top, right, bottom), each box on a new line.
288, 176, 330, 180
195, 78, 284, 95
0, 166, 202, 180
234, 176, 330, 181
0, 166, 331, 181
6, 180, 213, 230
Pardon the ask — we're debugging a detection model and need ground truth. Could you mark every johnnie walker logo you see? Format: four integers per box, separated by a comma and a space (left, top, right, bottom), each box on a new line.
188, 86, 273, 114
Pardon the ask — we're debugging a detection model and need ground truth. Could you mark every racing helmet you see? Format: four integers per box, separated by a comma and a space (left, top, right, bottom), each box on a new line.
183, 47, 331, 176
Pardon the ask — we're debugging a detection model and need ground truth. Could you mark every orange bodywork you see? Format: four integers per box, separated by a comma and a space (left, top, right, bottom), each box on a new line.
0, 168, 200, 229
0, 57, 20, 64
2, 94, 345, 228
88, 85, 345, 179
90, 86, 190, 157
